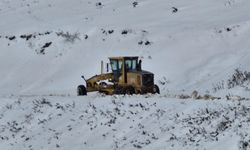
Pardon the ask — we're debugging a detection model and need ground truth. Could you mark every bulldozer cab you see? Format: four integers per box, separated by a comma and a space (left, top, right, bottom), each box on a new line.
109, 56, 140, 83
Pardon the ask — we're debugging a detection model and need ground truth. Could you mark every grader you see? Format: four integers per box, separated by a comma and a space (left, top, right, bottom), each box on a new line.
77, 56, 160, 95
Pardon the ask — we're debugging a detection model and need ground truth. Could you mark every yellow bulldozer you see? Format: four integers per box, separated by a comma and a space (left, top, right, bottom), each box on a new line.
77, 56, 160, 95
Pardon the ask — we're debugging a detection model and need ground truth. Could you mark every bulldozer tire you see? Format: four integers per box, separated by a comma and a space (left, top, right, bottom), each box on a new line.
153, 84, 160, 94
77, 85, 87, 96
125, 86, 135, 95
113, 86, 124, 95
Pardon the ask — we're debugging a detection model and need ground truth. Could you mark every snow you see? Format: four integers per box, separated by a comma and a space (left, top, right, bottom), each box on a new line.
1, 0, 250, 149
1, 95, 250, 150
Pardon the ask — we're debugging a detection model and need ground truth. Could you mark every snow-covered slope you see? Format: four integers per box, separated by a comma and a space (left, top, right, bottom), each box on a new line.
1, 0, 250, 96
1, 0, 250, 149
1, 95, 250, 150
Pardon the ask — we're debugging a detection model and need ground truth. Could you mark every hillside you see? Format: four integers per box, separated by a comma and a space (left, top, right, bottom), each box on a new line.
1, 0, 250, 96
1, 0, 250, 149
1, 95, 250, 150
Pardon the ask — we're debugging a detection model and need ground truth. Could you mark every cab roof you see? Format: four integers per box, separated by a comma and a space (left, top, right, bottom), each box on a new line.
109, 56, 139, 60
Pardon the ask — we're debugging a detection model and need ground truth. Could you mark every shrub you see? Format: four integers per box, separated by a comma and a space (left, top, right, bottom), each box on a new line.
227, 68, 250, 89
56, 31, 81, 43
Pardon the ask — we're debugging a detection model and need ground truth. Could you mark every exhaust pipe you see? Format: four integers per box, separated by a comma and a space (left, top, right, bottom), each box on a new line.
101, 60, 104, 74
106, 63, 109, 72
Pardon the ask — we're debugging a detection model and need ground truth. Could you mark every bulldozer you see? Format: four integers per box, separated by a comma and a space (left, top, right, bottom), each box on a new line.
77, 56, 160, 95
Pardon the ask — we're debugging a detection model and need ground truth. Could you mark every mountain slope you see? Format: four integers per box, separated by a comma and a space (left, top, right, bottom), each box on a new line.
1, 95, 250, 150
1, 0, 250, 149
1, 0, 250, 96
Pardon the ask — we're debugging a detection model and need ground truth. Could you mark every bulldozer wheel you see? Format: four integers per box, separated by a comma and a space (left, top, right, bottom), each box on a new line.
113, 86, 124, 95
125, 86, 135, 95
77, 85, 87, 96
153, 84, 160, 94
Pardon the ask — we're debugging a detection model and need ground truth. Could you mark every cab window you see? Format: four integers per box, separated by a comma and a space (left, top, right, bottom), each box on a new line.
125, 59, 137, 71
110, 59, 123, 72
110, 60, 118, 71
118, 60, 123, 70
